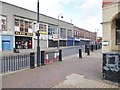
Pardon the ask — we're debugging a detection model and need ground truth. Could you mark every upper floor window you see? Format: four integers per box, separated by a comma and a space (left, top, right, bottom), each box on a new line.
67, 29, 72, 37
0, 15, 7, 31
60, 28, 66, 38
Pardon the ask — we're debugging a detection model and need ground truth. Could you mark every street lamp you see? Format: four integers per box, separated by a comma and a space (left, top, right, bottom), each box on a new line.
58, 14, 63, 49
37, 0, 40, 67
95, 29, 99, 41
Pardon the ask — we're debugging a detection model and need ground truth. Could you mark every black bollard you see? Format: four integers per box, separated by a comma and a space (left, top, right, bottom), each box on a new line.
91, 45, 93, 51
96, 44, 97, 50
87, 47, 90, 55
79, 49, 82, 58
41, 51, 45, 66
59, 49, 62, 61
85, 45, 87, 53
30, 52, 35, 69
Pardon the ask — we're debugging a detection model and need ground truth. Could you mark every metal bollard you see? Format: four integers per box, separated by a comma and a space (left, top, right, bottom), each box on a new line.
30, 52, 35, 69
91, 45, 93, 51
79, 49, 82, 58
41, 51, 45, 66
59, 49, 62, 61
87, 48, 90, 55
85, 45, 87, 53
96, 44, 97, 50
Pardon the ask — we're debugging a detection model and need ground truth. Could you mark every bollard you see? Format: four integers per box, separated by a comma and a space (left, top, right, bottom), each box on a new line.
79, 49, 82, 58
91, 45, 93, 51
41, 51, 45, 66
30, 52, 35, 69
87, 47, 90, 55
59, 49, 62, 61
96, 44, 97, 50
85, 45, 87, 53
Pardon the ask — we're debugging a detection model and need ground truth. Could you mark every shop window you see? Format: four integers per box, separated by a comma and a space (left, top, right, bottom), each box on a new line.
15, 37, 32, 49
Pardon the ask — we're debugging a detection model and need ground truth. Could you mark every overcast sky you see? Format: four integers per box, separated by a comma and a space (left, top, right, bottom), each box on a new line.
1, 0, 102, 37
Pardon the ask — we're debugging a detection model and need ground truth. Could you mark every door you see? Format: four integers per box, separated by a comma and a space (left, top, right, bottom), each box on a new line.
2, 41, 10, 50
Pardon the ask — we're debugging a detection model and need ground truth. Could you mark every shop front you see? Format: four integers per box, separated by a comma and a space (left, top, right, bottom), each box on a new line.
79, 38, 90, 45
67, 37, 74, 46
74, 37, 80, 46
15, 36, 32, 49
60, 40, 66, 46
2, 35, 13, 50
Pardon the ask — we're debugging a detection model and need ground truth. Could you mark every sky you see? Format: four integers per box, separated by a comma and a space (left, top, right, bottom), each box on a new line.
1, 0, 102, 37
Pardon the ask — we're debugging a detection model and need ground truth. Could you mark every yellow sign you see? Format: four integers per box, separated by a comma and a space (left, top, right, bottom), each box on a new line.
15, 31, 33, 36
39, 31, 47, 34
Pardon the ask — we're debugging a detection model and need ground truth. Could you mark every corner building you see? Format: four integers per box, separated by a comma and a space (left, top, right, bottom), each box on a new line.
102, 0, 120, 53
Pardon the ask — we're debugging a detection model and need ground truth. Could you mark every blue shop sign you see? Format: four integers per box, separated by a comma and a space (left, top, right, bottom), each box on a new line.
67, 37, 74, 40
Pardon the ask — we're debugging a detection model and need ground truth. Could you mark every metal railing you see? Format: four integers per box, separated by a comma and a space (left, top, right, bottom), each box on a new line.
0, 50, 61, 74
0, 54, 30, 74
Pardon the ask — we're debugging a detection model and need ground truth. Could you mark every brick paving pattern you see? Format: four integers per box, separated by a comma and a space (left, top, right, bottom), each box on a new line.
2, 50, 120, 88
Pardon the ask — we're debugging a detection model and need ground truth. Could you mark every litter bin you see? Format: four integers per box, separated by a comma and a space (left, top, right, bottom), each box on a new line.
41, 51, 45, 66
103, 53, 120, 83
30, 52, 35, 69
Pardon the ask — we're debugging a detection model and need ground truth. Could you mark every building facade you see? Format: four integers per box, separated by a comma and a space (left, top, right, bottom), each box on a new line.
102, 0, 120, 53
0, 1, 74, 51
0, 1, 97, 51
74, 26, 96, 46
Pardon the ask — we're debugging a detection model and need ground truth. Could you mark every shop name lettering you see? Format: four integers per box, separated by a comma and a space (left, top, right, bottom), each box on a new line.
15, 32, 33, 36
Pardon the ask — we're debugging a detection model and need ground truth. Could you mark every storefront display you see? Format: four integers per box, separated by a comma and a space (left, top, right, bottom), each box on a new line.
15, 36, 32, 49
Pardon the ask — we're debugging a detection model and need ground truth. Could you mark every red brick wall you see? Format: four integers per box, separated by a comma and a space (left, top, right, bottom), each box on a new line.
103, 0, 119, 5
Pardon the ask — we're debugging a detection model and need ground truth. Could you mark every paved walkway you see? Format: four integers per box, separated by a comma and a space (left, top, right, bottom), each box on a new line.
2, 50, 120, 88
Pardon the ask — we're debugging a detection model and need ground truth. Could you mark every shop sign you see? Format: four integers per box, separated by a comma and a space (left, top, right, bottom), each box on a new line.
67, 37, 74, 40
39, 31, 47, 34
53, 34, 59, 41
15, 31, 33, 36
102, 41, 109, 46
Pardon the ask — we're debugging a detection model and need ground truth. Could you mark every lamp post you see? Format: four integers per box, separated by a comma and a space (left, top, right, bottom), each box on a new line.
37, 0, 40, 67
58, 14, 63, 49
95, 29, 98, 41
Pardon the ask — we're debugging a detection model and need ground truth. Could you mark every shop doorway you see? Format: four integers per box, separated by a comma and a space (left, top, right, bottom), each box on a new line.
2, 41, 10, 50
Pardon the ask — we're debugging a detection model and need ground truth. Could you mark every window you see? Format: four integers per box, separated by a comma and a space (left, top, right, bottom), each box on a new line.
25, 21, 29, 32
20, 20, 24, 32
0, 15, 7, 31
29, 22, 32, 29
15, 18, 19, 26
116, 30, 120, 44
60, 28, 66, 38
39, 23, 47, 32
48, 26, 52, 35
67, 29, 72, 37
116, 19, 120, 44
